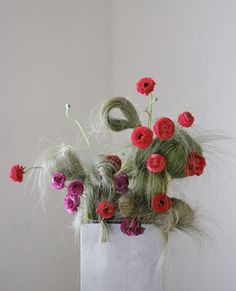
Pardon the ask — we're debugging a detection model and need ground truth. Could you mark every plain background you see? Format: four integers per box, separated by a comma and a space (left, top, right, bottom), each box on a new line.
1, 0, 236, 290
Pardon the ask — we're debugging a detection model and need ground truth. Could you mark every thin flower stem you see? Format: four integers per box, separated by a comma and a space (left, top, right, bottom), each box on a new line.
65, 104, 96, 155
24, 166, 43, 173
147, 93, 156, 128
149, 94, 153, 128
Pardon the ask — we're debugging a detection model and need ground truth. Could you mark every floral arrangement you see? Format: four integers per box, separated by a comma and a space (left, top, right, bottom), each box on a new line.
10, 77, 207, 244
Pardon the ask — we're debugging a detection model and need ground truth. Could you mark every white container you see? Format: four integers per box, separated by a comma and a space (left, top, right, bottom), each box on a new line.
80, 223, 164, 291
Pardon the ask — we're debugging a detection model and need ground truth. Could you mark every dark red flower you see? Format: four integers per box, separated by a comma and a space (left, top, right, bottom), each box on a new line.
153, 117, 175, 140
151, 193, 172, 213
114, 172, 129, 193
9, 164, 25, 183
96, 201, 115, 219
136, 77, 156, 96
185, 152, 206, 176
178, 112, 195, 128
106, 155, 122, 172
131, 126, 153, 149
146, 153, 166, 173
120, 218, 145, 236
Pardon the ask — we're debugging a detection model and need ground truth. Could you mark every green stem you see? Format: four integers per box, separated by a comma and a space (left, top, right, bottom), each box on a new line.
147, 93, 154, 128
24, 166, 43, 173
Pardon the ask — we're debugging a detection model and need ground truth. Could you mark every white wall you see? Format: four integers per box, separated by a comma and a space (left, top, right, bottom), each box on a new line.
1, 1, 236, 291
0, 1, 111, 291
112, 1, 236, 291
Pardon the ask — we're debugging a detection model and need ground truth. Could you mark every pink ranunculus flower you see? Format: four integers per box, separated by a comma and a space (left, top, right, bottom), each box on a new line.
178, 112, 195, 128
153, 117, 175, 140
136, 77, 156, 96
9, 164, 25, 182
51, 172, 66, 190
131, 126, 153, 149
185, 152, 206, 176
68, 180, 84, 196
146, 153, 166, 173
64, 194, 80, 214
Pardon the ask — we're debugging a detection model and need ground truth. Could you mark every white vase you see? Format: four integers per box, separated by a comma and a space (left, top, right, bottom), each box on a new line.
80, 223, 164, 291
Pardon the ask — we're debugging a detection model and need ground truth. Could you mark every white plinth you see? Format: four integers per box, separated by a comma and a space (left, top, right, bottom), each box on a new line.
80, 223, 164, 291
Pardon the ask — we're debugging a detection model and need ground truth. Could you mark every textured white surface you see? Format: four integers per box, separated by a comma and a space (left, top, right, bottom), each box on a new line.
80, 224, 164, 291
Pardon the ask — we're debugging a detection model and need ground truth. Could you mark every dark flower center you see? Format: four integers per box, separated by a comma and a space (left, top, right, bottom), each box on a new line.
137, 134, 143, 140
55, 176, 62, 182
73, 185, 80, 192
68, 200, 74, 207
143, 82, 149, 87
162, 125, 168, 131
159, 200, 165, 206
104, 206, 109, 212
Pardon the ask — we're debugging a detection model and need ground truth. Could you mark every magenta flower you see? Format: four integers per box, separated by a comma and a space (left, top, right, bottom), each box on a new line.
68, 180, 84, 196
64, 194, 80, 214
51, 172, 66, 190
114, 173, 129, 193
120, 218, 145, 236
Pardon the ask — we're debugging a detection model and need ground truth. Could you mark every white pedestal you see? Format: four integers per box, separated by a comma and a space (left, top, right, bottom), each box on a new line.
80, 223, 164, 291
